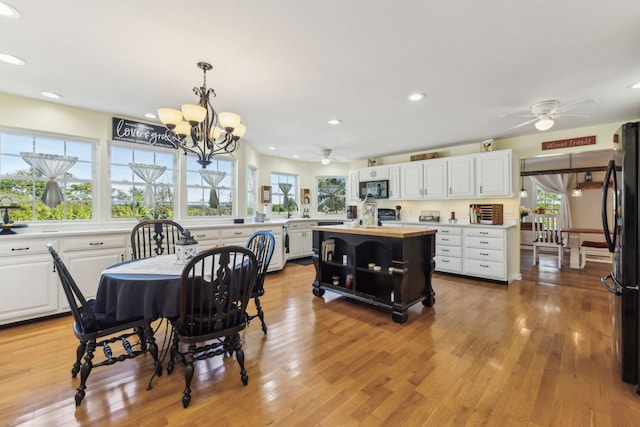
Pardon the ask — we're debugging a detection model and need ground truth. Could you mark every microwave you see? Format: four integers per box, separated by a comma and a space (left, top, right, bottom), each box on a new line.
359, 179, 389, 199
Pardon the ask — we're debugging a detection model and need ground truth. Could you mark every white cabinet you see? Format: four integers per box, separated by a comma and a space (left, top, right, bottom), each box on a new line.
348, 170, 360, 201
219, 226, 253, 247
0, 239, 59, 325
287, 221, 317, 259
388, 165, 401, 200
433, 226, 463, 273
61, 234, 127, 306
463, 227, 507, 281
359, 165, 389, 181
476, 150, 512, 197
400, 159, 448, 200
253, 224, 285, 272
447, 155, 475, 198
191, 228, 221, 250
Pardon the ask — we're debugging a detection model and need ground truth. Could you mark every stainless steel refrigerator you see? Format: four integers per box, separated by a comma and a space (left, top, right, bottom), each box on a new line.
601, 121, 640, 393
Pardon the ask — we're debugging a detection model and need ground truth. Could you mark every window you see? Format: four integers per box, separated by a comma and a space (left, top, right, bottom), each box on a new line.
271, 172, 297, 215
247, 165, 257, 217
0, 129, 96, 221
109, 143, 176, 219
316, 176, 346, 214
535, 186, 561, 214
185, 155, 235, 217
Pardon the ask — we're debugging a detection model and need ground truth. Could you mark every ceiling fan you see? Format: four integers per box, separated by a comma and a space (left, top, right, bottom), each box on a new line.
504, 99, 593, 132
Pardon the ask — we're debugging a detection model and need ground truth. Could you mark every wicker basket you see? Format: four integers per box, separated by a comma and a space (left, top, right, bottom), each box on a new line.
410, 152, 438, 161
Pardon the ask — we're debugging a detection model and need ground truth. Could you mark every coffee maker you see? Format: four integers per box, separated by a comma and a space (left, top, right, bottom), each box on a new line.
346, 205, 357, 219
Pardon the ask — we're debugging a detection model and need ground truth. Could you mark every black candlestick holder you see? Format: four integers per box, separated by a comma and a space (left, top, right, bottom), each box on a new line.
1, 206, 27, 235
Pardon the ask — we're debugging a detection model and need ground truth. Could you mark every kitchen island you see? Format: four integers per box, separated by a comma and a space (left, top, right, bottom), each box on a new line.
311, 225, 436, 323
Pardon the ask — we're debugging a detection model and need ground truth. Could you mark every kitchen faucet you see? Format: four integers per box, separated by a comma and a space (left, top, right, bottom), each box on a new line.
288, 201, 299, 218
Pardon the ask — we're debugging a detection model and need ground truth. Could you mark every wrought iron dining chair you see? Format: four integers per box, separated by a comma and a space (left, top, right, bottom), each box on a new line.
532, 214, 563, 268
166, 246, 257, 408
245, 230, 275, 334
46, 243, 160, 406
131, 219, 184, 259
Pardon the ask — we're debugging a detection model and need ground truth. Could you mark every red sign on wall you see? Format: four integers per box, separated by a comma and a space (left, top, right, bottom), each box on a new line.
541, 135, 596, 150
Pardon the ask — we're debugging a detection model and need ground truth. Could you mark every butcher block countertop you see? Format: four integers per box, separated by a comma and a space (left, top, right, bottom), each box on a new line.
311, 225, 437, 238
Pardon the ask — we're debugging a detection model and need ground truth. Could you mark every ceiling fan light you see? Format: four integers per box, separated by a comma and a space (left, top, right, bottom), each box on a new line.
321, 157, 330, 165
535, 117, 554, 131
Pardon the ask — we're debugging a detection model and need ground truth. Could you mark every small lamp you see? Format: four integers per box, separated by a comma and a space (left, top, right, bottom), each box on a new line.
572, 172, 582, 197
174, 229, 199, 264
519, 158, 528, 198
362, 194, 378, 228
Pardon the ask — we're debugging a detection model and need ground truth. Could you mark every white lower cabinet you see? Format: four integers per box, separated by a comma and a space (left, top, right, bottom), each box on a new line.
287, 221, 317, 259
432, 224, 515, 283
62, 234, 127, 307
0, 239, 58, 325
253, 225, 285, 272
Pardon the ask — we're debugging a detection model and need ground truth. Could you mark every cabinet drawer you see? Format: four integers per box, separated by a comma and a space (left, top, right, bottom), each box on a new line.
220, 227, 253, 239
464, 247, 504, 263
0, 239, 52, 256
435, 255, 462, 273
436, 245, 462, 257
435, 226, 462, 236
436, 235, 462, 246
254, 225, 283, 236
63, 235, 126, 251
288, 221, 317, 230
464, 236, 504, 250
192, 229, 221, 242
464, 259, 505, 279
464, 227, 504, 238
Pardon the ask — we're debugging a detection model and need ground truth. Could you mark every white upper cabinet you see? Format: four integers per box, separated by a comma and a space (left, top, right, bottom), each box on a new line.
359, 165, 389, 181
347, 170, 360, 201
388, 165, 401, 200
400, 159, 448, 200
475, 150, 512, 197
400, 161, 424, 199
447, 155, 475, 198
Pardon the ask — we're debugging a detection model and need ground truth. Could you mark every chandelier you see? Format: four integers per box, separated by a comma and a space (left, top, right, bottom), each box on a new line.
157, 62, 246, 168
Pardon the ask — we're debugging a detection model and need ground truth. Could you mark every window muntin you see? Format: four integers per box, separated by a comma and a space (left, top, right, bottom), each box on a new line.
185, 155, 235, 217
0, 129, 96, 221
109, 143, 176, 219
535, 186, 561, 214
271, 172, 297, 215
316, 176, 346, 214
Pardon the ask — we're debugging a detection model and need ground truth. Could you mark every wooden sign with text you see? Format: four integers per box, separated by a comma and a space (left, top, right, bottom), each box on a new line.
111, 117, 176, 149
541, 135, 596, 151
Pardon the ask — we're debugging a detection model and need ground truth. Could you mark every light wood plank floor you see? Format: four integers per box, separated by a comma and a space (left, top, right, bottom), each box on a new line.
2, 250, 639, 426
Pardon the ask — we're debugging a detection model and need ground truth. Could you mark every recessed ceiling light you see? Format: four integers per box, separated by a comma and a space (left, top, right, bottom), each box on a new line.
408, 93, 426, 101
145, 113, 157, 119
327, 119, 342, 125
630, 82, 640, 89
0, 2, 21, 19
292, 154, 299, 158
41, 92, 62, 99
268, 146, 276, 150
0, 53, 25, 65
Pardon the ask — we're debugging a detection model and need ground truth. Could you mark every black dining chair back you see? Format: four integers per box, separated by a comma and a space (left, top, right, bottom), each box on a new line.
46, 243, 160, 406
131, 219, 184, 260
166, 246, 257, 408
245, 230, 275, 333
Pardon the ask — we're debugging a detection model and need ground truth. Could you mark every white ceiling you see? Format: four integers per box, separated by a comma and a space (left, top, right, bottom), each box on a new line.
1, 1, 639, 163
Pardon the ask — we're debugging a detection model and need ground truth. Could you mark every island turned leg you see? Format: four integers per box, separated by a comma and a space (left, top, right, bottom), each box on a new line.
311, 251, 325, 297
422, 235, 436, 307
390, 265, 408, 323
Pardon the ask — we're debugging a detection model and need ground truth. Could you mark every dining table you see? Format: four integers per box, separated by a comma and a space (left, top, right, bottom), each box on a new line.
560, 228, 605, 269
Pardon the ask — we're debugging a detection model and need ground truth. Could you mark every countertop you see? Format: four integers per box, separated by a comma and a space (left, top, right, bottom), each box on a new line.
311, 224, 437, 238
380, 219, 518, 229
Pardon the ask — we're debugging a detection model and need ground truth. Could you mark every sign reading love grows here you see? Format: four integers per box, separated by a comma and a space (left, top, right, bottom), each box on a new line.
111, 117, 177, 149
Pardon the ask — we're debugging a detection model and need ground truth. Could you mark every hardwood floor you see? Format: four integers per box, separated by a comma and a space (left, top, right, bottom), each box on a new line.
2, 250, 639, 426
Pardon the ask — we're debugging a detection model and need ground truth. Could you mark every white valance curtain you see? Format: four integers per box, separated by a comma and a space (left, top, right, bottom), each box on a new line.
129, 163, 167, 208
20, 152, 77, 208
529, 173, 573, 229
199, 170, 226, 208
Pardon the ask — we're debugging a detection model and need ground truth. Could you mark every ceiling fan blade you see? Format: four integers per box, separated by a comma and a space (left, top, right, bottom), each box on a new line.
498, 112, 536, 119
505, 117, 538, 131
554, 98, 595, 114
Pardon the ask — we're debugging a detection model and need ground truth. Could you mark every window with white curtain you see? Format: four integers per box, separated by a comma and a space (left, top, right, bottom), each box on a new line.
185, 155, 235, 217
109, 143, 176, 219
0, 129, 96, 221
271, 172, 297, 215
247, 165, 257, 217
